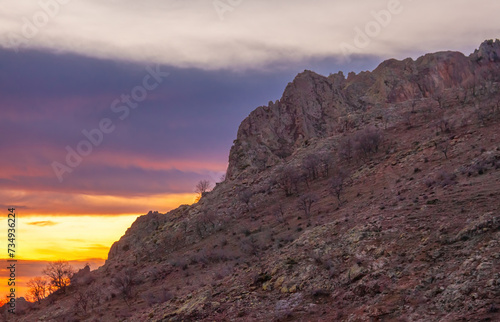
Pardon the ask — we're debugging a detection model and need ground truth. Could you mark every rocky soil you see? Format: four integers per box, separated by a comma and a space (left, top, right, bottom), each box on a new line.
6, 39, 500, 322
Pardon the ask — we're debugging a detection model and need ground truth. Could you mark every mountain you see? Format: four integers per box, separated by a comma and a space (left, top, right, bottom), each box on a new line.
227, 40, 500, 180
11, 40, 500, 321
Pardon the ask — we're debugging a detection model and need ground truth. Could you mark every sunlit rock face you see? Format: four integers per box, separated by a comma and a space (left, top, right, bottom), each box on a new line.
227, 40, 500, 180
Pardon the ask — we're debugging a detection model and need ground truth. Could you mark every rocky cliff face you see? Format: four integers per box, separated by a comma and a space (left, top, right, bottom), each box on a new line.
12, 40, 500, 322
227, 39, 500, 180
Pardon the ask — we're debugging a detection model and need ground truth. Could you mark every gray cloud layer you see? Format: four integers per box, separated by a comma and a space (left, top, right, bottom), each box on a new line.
1, 0, 498, 70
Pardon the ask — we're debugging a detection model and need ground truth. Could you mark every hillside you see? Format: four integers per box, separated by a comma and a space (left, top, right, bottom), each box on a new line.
9, 39, 500, 321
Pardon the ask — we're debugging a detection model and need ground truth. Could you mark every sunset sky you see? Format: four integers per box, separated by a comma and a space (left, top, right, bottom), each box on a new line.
0, 0, 498, 300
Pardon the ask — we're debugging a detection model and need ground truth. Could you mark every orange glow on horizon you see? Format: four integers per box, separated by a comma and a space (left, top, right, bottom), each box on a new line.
12, 214, 142, 261
0, 192, 198, 302
2, 190, 198, 215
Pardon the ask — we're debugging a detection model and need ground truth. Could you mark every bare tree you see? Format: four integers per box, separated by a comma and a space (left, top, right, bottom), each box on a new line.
303, 154, 321, 180
382, 109, 392, 130
195, 179, 211, 201
272, 204, 286, 223
26, 277, 48, 304
179, 221, 188, 234
112, 269, 135, 304
410, 99, 418, 113
434, 140, 450, 160
355, 126, 382, 158
474, 102, 489, 126
329, 167, 351, 205
462, 75, 477, 103
434, 93, 445, 109
318, 152, 334, 177
297, 193, 318, 218
435, 117, 454, 134
402, 111, 413, 128
43, 260, 74, 294
277, 165, 300, 196
194, 211, 223, 239
496, 99, 500, 118
338, 136, 354, 161
422, 103, 434, 121
74, 284, 100, 315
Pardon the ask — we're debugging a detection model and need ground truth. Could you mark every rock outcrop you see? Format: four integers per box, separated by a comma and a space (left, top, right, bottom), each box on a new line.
12, 39, 500, 322
227, 39, 500, 180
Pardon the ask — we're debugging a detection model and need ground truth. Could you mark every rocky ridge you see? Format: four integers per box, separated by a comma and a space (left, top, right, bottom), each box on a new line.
227, 39, 500, 180
9, 39, 500, 322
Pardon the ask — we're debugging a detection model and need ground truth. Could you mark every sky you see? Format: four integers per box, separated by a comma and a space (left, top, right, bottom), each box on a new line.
0, 0, 498, 300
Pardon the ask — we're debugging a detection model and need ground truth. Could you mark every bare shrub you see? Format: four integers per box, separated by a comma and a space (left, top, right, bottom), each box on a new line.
239, 231, 270, 256
338, 114, 358, 132
194, 210, 224, 239
214, 265, 233, 281
142, 288, 173, 307
435, 170, 457, 187
434, 93, 446, 109
462, 75, 478, 103
196, 248, 235, 264
219, 236, 228, 247
382, 109, 392, 129
311, 288, 331, 298
239, 236, 261, 256
179, 220, 189, 234
461, 159, 491, 177
470, 160, 489, 176
238, 189, 253, 211
422, 103, 435, 120
172, 257, 189, 270
424, 177, 436, 188
474, 103, 488, 126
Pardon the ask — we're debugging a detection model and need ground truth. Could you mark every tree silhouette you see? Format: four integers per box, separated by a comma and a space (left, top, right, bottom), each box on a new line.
329, 167, 351, 205
297, 193, 318, 218
43, 260, 74, 294
195, 179, 211, 201
27, 277, 48, 303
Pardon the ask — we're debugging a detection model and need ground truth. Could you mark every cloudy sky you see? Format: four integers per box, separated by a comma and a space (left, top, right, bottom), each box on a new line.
0, 0, 498, 298
1, 0, 498, 70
